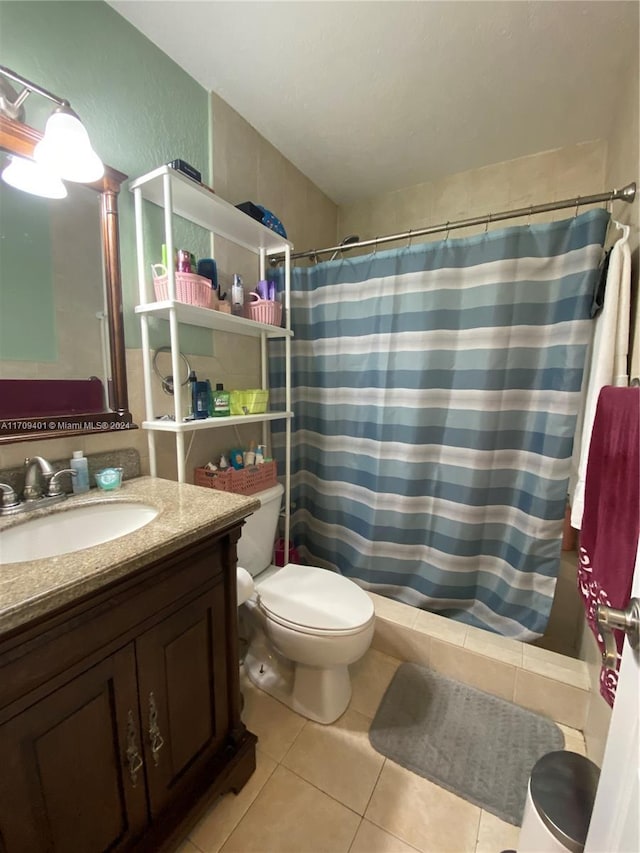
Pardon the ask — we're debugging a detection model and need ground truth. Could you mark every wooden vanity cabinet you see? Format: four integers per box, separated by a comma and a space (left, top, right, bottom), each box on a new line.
0, 524, 256, 853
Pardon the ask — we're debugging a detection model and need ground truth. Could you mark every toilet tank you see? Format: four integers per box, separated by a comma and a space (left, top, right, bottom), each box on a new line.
236, 483, 284, 577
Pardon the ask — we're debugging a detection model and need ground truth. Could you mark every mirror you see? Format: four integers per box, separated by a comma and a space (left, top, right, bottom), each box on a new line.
0, 115, 134, 442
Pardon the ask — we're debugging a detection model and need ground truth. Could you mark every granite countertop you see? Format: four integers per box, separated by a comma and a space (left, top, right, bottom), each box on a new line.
0, 476, 259, 636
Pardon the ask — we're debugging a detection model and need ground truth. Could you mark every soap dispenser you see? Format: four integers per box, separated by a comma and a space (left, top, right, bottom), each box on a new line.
70, 450, 90, 494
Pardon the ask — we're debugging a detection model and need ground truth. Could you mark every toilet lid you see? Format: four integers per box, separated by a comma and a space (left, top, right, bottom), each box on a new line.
257, 563, 374, 631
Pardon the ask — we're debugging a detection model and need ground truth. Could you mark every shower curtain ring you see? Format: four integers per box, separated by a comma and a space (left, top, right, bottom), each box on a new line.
574, 196, 581, 218
607, 191, 614, 214
445, 221, 450, 241
527, 206, 533, 228
485, 213, 492, 234
372, 237, 379, 256
407, 229, 412, 248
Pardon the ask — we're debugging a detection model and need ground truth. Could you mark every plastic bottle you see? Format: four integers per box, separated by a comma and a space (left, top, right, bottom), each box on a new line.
192, 379, 210, 419
244, 440, 257, 466
231, 274, 244, 316
211, 383, 230, 417
70, 450, 90, 494
187, 370, 197, 419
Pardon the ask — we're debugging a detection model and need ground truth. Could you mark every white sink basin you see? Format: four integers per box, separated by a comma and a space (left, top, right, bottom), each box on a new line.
0, 502, 159, 564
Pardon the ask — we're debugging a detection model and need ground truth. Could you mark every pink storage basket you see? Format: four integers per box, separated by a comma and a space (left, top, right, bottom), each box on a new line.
194, 460, 278, 496
151, 263, 213, 309
243, 292, 283, 326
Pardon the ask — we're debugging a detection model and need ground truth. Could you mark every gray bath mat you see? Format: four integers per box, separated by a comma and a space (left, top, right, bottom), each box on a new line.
369, 662, 564, 826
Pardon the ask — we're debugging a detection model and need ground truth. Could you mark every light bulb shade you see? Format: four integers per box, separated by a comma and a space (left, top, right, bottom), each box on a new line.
1, 155, 67, 199
34, 107, 104, 183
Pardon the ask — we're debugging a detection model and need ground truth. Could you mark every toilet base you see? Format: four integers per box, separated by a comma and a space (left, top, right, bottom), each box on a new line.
244, 634, 352, 725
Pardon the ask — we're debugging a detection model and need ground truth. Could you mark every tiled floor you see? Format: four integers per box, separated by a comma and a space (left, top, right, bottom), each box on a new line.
176, 648, 587, 853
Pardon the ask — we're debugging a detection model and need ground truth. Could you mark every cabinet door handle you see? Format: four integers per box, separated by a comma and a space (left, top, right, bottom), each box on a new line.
126, 710, 144, 786
148, 691, 165, 766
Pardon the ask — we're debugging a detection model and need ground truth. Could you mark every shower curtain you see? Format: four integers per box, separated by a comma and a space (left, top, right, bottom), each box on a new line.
270, 209, 610, 640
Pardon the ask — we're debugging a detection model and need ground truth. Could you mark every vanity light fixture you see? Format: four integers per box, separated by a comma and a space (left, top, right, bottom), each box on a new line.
2, 154, 67, 199
0, 64, 104, 196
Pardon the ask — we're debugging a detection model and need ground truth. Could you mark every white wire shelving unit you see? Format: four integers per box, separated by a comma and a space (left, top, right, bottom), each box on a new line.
131, 165, 293, 552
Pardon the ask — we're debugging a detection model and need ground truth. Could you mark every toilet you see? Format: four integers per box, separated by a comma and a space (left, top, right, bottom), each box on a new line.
237, 483, 375, 724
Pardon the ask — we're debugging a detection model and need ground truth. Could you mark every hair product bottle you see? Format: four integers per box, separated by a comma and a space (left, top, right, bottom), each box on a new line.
70, 450, 90, 494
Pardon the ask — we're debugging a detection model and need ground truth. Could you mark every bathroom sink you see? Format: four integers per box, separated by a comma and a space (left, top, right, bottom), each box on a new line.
0, 502, 159, 564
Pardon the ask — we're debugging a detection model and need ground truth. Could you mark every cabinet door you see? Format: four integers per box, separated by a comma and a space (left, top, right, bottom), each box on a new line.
0, 645, 147, 853
135, 580, 229, 816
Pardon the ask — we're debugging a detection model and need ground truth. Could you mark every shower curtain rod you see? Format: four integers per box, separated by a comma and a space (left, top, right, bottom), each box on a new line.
272, 181, 636, 263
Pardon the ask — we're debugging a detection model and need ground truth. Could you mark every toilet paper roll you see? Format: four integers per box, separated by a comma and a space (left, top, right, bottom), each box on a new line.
236, 566, 255, 605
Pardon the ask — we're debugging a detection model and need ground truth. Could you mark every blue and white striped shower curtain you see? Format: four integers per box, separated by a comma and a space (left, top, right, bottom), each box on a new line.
270, 209, 610, 639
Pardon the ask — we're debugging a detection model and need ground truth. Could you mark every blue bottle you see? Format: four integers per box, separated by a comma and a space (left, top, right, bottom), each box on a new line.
192, 380, 210, 419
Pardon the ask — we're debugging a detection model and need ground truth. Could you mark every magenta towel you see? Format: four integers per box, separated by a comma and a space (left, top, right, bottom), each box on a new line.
578, 386, 640, 706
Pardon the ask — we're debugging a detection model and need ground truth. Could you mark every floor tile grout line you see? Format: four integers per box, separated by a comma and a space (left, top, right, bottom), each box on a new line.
363, 812, 425, 853
472, 808, 484, 853
361, 755, 387, 818
280, 762, 369, 820
188, 749, 278, 853
278, 716, 309, 764
345, 816, 364, 853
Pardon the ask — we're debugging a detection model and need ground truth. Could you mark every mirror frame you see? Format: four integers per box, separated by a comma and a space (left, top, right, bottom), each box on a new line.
0, 115, 135, 442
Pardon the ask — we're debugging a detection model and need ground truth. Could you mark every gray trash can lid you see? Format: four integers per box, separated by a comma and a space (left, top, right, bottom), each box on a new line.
529, 750, 601, 853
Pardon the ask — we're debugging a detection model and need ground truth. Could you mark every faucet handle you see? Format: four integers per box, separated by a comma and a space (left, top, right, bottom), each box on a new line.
46, 469, 77, 497
0, 482, 19, 509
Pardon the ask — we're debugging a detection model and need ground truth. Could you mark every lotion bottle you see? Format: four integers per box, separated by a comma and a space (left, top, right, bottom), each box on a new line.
70, 450, 90, 494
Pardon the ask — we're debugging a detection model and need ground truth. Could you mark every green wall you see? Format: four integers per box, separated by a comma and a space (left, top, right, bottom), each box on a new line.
0, 0, 212, 352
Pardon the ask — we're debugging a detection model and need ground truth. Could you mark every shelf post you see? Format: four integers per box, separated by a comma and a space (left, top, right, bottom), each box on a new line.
134, 186, 158, 474
284, 244, 291, 562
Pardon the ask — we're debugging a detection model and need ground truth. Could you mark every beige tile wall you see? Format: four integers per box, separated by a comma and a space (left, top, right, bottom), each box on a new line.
210, 92, 338, 283
338, 140, 607, 248
603, 48, 639, 377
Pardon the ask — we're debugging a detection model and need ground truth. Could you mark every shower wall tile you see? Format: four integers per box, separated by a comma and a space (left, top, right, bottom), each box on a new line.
428, 170, 472, 224
552, 140, 607, 201
210, 91, 338, 259
513, 669, 589, 729
427, 638, 517, 702
367, 592, 418, 627
393, 182, 434, 234
372, 618, 431, 668
413, 608, 467, 647
521, 644, 589, 690
463, 625, 523, 667
466, 160, 511, 216
349, 648, 401, 720
337, 141, 608, 246
361, 595, 593, 729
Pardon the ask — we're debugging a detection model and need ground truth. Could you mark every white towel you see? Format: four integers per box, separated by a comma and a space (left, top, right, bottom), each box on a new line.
570, 222, 631, 529
236, 566, 256, 605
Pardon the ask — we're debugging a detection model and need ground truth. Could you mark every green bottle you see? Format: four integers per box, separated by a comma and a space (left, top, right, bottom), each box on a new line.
211, 382, 230, 417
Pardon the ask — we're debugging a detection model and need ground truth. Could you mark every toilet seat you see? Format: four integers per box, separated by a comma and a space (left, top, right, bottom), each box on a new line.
256, 563, 374, 636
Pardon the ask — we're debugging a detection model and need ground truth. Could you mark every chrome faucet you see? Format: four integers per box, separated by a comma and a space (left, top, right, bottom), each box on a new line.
0, 457, 77, 516
23, 456, 56, 500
